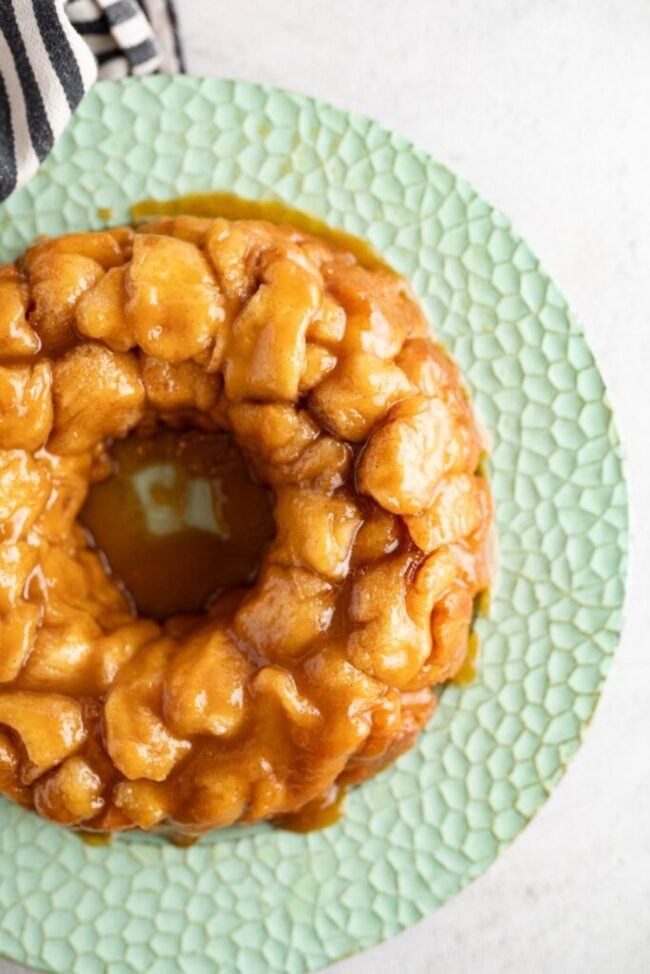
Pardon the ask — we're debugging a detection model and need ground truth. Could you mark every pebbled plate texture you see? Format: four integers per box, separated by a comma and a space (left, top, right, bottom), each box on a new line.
0, 77, 628, 974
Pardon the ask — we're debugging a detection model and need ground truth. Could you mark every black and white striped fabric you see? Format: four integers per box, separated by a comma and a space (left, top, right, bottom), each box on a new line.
0, 0, 183, 201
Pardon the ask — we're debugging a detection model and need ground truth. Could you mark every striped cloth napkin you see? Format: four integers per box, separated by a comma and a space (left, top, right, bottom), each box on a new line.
0, 0, 183, 201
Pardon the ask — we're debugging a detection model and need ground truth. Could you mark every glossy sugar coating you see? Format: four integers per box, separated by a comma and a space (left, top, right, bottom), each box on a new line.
0, 216, 492, 838
0, 78, 627, 974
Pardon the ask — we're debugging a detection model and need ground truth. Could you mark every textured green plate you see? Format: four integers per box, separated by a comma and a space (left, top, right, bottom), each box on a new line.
0, 77, 628, 974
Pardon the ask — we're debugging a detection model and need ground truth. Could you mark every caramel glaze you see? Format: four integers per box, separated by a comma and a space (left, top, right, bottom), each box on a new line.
130, 192, 389, 271
452, 631, 480, 686
275, 782, 347, 833
79, 831, 112, 846
80, 431, 274, 620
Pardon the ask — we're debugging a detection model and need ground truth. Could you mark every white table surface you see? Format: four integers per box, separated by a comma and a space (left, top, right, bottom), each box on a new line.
3, 1, 650, 972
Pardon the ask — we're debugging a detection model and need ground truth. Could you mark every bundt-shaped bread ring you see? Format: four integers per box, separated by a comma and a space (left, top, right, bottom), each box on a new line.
0, 216, 492, 837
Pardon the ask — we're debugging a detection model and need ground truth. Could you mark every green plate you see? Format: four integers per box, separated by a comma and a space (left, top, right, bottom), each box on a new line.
0, 77, 628, 974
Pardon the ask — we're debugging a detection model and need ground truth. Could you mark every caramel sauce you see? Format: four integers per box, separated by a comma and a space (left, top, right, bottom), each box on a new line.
169, 834, 199, 848
78, 831, 112, 846
130, 192, 389, 271
452, 631, 480, 686
80, 431, 273, 620
274, 783, 347, 833
477, 586, 491, 617
451, 588, 490, 687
